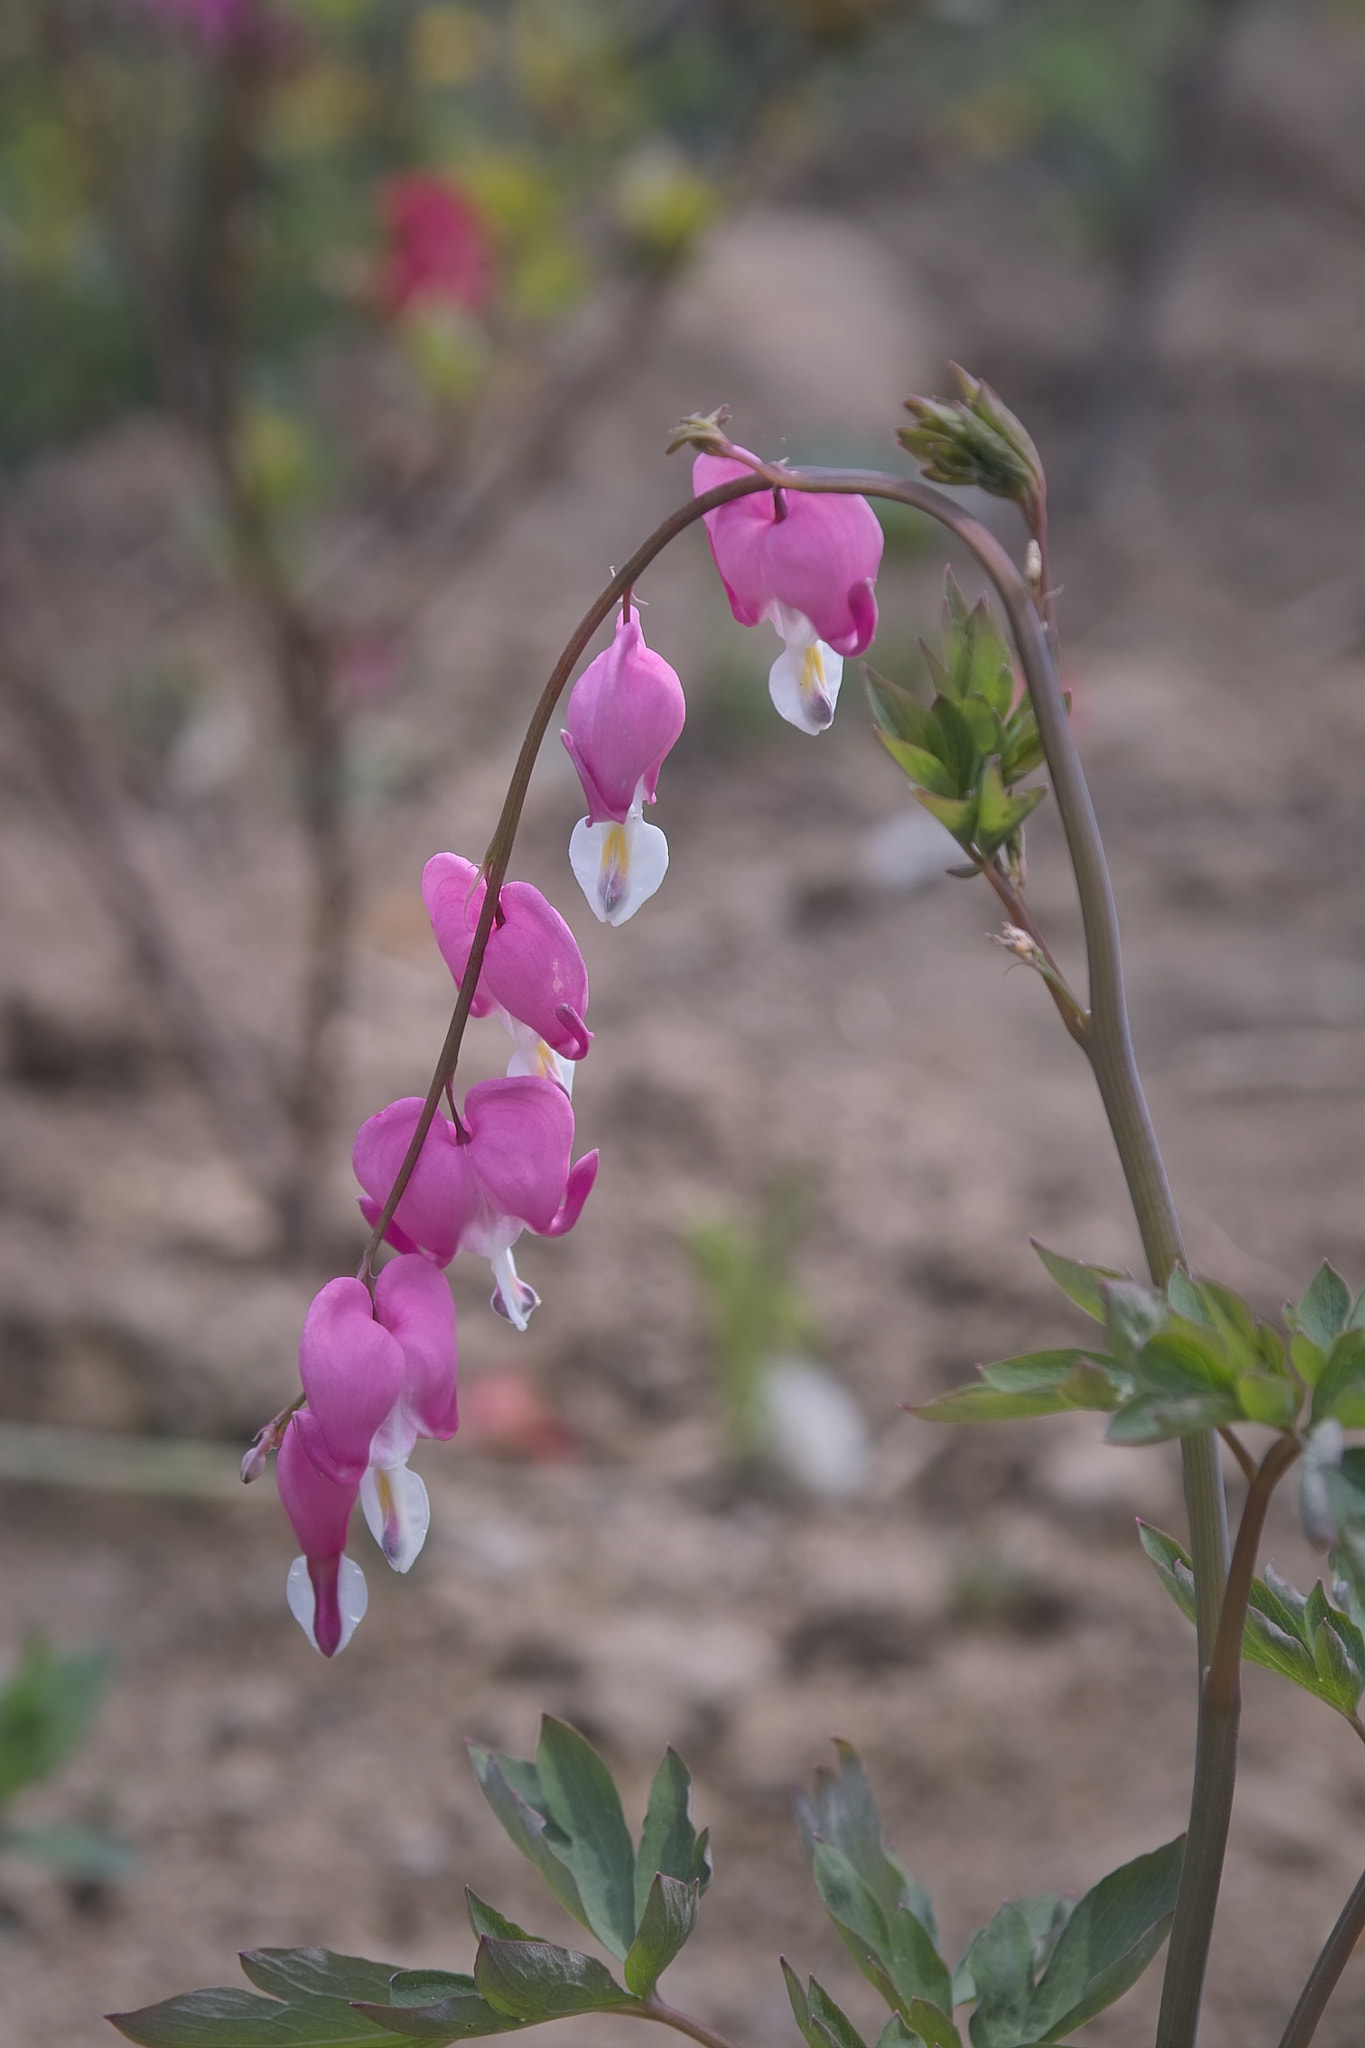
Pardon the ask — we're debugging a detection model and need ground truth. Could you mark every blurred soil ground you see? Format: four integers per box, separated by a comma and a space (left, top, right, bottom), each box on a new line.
3, 6, 1365, 2044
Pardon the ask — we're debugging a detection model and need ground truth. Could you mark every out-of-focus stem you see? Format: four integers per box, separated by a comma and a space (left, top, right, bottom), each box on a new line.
616, 1999, 743, 2048
1156, 1433, 1298, 2048
1280, 1864, 1365, 2048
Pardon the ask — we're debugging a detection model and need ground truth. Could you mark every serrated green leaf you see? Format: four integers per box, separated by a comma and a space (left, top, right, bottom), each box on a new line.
796, 1743, 936, 1945
878, 733, 959, 799
465, 1894, 538, 1945
1312, 1330, 1365, 1427
1030, 1242, 1127, 1323
1024, 1838, 1183, 2039
473, 1940, 629, 2022
1101, 1282, 1168, 1370
1311, 1618, 1364, 1714
466, 1746, 587, 1931
635, 1747, 709, 1924
535, 1717, 635, 1958
1290, 1264, 1352, 1350
624, 1874, 697, 1997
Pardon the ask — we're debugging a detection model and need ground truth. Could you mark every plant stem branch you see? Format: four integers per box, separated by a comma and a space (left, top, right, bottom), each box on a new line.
976, 855, 1089, 1045
617, 1997, 744, 2048
1280, 1865, 1365, 2048
1156, 1432, 1299, 2048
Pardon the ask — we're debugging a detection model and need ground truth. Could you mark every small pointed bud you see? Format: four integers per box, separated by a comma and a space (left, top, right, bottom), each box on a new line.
241, 1439, 270, 1485
666, 404, 733, 456
899, 365, 1044, 519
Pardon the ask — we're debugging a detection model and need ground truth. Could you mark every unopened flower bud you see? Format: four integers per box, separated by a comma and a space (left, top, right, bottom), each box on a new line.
900, 364, 1044, 519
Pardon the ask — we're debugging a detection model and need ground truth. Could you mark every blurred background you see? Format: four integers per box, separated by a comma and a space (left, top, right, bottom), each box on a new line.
1, 1, 1364, 2042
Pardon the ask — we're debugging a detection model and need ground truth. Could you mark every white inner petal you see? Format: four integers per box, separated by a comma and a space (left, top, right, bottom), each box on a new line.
768, 635, 842, 736
569, 811, 669, 928
505, 1020, 575, 1096
489, 1243, 540, 1331
361, 1462, 431, 1573
285, 1553, 369, 1655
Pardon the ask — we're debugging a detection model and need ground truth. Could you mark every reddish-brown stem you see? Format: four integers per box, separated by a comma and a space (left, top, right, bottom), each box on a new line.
977, 856, 1089, 1044
1218, 1424, 1256, 1484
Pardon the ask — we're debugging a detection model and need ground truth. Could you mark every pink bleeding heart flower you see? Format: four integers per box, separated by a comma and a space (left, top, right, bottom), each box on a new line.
693, 447, 883, 735
354, 1078, 598, 1331
379, 174, 495, 318
278, 1256, 459, 1654
423, 856, 591, 1093
561, 605, 685, 926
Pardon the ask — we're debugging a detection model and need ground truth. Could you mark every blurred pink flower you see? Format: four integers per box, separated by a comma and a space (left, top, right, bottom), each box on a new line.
460, 1368, 580, 1463
694, 448, 883, 734
379, 174, 495, 318
562, 605, 685, 926
138, 0, 260, 48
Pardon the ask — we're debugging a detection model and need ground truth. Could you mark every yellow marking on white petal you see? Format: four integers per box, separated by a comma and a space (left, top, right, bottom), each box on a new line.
600, 822, 630, 915
801, 645, 833, 726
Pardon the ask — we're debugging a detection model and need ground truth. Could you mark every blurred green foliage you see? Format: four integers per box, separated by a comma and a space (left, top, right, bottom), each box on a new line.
688, 1182, 819, 1459
0, 1635, 133, 1880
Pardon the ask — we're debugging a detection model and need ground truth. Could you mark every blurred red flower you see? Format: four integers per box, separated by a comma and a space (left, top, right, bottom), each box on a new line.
379, 175, 495, 318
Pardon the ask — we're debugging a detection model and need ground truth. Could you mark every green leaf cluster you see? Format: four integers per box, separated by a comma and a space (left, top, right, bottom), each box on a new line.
916, 1246, 1364, 1446
1139, 1525, 1365, 1725
0, 1635, 132, 1879
112, 1723, 710, 2045
867, 575, 1046, 864
791, 1746, 1183, 2048
898, 367, 1044, 513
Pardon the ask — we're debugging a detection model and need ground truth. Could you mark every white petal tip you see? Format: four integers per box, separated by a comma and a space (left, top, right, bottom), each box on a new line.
286, 1553, 368, 1656
569, 814, 668, 926
769, 639, 843, 736
360, 1464, 432, 1574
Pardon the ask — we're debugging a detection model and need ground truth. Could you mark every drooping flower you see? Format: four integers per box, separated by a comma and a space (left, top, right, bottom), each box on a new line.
379, 175, 494, 318
422, 855, 591, 1091
561, 605, 685, 925
277, 1256, 458, 1655
353, 1079, 598, 1331
693, 448, 883, 734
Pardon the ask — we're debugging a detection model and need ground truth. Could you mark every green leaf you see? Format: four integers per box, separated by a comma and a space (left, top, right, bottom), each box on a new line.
108, 1989, 313, 2046
352, 1979, 528, 2042
1236, 1372, 1300, 1429
1165, 1271, 1206, 1323
864, 669, 938, 751
112, 1954, 424, 2046
980, 1350, 1110, 1394
0, 1818, 134, 1877
905, 2005, 963, 2048
1312, 1331, 1365, 1427
465, 1894, 539, 1945
783, 1964, 869, 2048
878, 734, 959, 800
975, 760, 1045, 859
812, 1843, 952, 2018
466, 1745, 587, 1932
0, 1637, 110, 1803
875, 2019, 923, 2048
1023, 1838, 1183, 2038
966, 1905, 1036, 2048
534, 1717, 636, 1958
1030, 1243, 1127, 1323
387, 1976, 478, 2010
624, 1874, 698, 1997
1106, 1391, 1239, 1445
957, 698, 1005, 762
913, 1385, 1083, 1424
1289, 1264, 1352, 1350
1101, 1282, 1168, 1370
915, 788, 978, 842
238, 1955, 402, 2010
796, 1742, 936, 1944
927, 696, 980, 797
1135, 1329, 1238, 1399
634, 1747, 710, 1924
473, 1941, 630, 2022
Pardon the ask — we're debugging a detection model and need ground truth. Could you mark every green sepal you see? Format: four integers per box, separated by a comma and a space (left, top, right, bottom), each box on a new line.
957, 697, 1006, 762
864, 668, 938, 750
1030, 1242, 1128, 1323
927, 695, 981, 797
473, 1940, 631, 2022
623, 1874, 698, 1997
